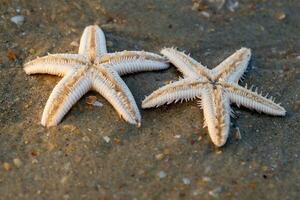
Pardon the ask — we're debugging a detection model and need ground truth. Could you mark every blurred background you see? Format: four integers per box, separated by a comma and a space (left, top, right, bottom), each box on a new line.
0, 0, 299, 199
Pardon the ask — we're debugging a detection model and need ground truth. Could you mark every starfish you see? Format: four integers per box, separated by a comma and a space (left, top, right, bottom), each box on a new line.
24, 25, 168, 127
142, 47, 286, 147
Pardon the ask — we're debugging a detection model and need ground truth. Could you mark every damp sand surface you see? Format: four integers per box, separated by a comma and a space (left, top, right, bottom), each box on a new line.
0, 0, 299, 199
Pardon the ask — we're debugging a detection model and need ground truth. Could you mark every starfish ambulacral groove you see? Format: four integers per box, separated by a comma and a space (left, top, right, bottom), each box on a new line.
142, 47, 286, 147
24, 25, 168, 127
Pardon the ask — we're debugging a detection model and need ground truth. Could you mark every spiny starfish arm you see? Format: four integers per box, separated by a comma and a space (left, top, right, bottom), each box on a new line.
161, 48, 210, 79
79, 25, 107, 61
41, 67, 91, 127
92, 66, 141, 126
100, 51, 169, 75
111, 59, 168, 76
24, 54, 86, 76
100, 51, 167, 63
222, 82, 286, 116
213, 48, 251, 83
142, 78, 206, 108
201, 86, 231, 147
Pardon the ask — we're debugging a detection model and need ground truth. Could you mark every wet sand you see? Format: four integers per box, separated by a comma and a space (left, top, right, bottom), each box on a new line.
0, 0, 299, 199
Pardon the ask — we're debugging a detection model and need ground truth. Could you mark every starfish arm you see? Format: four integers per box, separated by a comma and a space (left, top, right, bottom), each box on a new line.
24, 54, 86, 76
100, 51, 169, 75
41, 67, 92, 127
79, 25, 107, 60
213, 48, 251, 83
161, 48, 210, 79
201, 86, 231, 147
92, 66, 141, 126
222, 82, 286, 116
142, 78, 206, 108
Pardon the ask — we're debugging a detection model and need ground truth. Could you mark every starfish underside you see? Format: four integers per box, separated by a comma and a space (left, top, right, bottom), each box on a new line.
24, 25, 168, 127
142, 47, 286, 147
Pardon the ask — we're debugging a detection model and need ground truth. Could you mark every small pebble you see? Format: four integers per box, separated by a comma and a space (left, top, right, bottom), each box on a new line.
13, 158, 22, 168
86, 96, 103, 107
174, 134, 181, 139
226, 0, 239, 12
3, 162, 12, 171
10, 15, 25, 26
60, 176, 68, 184
158, 171, 167, 179
114, 138, 122, 145
29, 48, 35, 54
191, 2, 199, 11
82, 136, 90, 142
192, 189, 202, 196
200, 11, 210, 18
182, 178, 191, 185
202, 176, 212, 182
234, 127, 242, 140
191, 1, 207, 11
197, 136, 203, 141
7, 49, 17, 61
86, 96, 97, 105
209, 187, 222, 198
62, 124, 77, 132
262, 166, 268, 171
216, 150, 222, 154
103, 136, 111, 143
70, 41, 79, 47
276, 11, 286, 21
155, 153, 165, 160
93, 101, 103, 107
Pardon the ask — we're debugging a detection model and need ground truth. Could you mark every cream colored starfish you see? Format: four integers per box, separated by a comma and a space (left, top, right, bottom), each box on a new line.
142, 47, 286, 147
24, 25, 168, 127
